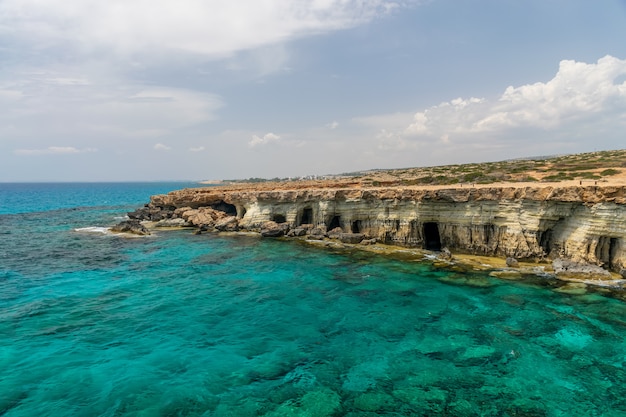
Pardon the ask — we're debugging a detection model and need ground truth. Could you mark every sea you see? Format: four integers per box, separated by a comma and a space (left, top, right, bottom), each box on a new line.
1, 182, 626, 417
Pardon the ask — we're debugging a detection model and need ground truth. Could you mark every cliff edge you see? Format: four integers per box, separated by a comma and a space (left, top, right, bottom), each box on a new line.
129, 180, 626, 279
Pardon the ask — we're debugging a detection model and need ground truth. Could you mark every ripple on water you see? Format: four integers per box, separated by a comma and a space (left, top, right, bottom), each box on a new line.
3, 224, 626, 415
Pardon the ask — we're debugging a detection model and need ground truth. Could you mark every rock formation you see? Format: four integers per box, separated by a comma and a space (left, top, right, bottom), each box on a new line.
131, 184, 626, 278
110, 219, 151, 236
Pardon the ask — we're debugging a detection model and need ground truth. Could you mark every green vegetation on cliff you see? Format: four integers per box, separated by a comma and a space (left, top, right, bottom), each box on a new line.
220, 149, 626, 187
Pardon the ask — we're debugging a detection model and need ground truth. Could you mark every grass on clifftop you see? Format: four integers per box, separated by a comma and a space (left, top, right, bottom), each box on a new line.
222, 149, 626, 188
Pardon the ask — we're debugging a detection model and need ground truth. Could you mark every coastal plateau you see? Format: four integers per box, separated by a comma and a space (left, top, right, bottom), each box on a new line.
125, 181, 626, 280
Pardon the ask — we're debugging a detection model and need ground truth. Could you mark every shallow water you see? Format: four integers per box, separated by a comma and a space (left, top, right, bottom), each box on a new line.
2, 183, 626, 416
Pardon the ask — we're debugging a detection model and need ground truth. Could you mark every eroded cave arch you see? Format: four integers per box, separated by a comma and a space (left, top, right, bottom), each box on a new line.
211, 201, 237, 216
299, 208, 313, 225
271, 214, 287, 224
423, 222, 442, 251
328, 215, 341, 231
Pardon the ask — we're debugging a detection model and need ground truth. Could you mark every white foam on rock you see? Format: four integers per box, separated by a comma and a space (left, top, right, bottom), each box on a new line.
74, 226, 111, 235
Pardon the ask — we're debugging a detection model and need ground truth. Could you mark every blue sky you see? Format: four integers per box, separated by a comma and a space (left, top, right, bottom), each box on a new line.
1, 0, 626, 181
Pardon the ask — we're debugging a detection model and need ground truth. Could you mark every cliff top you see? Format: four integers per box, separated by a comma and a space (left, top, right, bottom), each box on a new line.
199, 149, 626, 193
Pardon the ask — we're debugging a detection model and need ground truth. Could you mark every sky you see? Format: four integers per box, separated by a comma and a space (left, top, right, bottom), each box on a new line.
1, 0, 626, 182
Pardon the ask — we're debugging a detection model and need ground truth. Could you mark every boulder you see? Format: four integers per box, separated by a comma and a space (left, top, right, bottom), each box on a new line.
439, 247, 454, 261
361, 238, 377, 245
327, 227, 343, 238
182, 207, 230, 227
338, 233, 365, 244
174, 206, 193, 217
154, 218, 191, 228
110, 220, 151, 236
309, 227, 328, 239
215, 216, 239, 232
130, 206, 173, 221
287, 227, 308, 237
260, 221, 291, 237
127, 206, 151, 220
261, 227, 285, 237
506, 257, 519, 267
552, 258, 612, 279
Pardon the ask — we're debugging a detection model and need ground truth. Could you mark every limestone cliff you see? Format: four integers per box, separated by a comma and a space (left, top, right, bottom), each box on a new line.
133, 184, 626, 275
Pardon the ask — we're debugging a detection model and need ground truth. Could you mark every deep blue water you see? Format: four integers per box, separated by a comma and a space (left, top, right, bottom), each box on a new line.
2, 183, 626, 416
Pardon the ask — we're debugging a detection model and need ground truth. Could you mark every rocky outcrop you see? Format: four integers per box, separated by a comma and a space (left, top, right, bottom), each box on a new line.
110, 220, 151, 236
136, 184, 626, 277
552, 258, 612, 279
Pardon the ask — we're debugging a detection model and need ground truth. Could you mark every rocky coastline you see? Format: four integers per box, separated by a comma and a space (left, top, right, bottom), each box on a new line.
119, 182, 626, 285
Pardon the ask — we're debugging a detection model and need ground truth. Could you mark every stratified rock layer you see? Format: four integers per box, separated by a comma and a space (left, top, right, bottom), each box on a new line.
138, 184, 626, 275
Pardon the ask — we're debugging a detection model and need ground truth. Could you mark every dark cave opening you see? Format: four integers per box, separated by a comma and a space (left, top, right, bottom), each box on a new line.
351, 220, 362, 233
328, 215, 341, 231
211, 201, 237, 216
539, 229, 554, 254
300, 208, 313, 225
596, 236, 620, 268
610, 238, 619, 267
271, 214, 287, 224
423, 222, 442, 251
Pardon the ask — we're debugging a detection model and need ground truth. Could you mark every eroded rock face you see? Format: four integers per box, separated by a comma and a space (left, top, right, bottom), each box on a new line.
140, 184, 626, 274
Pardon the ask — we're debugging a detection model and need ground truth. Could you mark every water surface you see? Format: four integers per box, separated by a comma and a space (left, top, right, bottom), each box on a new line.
1, 183, 625, 416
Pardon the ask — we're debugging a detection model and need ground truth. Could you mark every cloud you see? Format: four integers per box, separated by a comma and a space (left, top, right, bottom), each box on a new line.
14, 146, 97, 155
154, 143, 172, 151
249, 132, 282, 147
0, 0, 419, 59
327, 121, 339, 129
189, 146, 205, 152
0, 72, 223, 140
398, 55, 626, 144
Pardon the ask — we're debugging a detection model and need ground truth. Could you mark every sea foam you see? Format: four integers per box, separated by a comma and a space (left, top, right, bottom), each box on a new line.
73, 226, 111, 235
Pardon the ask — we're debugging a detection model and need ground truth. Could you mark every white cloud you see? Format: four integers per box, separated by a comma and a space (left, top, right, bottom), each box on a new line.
0, 71, 223, 140
249, 132, 282, 147
14, 146, 97, 155
189, 146, 205, 152
0, 0, 419, 58
327, 121, 339, 129
154, 143, 172, 151
398, 55, 626, 144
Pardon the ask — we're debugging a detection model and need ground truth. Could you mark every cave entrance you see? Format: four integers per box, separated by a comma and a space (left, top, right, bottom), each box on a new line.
610, 238, 619, 267
211, 201, 237, 216
351, 220, 362, 233
271, 214, 287, 224
539, 229, 554, 255
596, 236, 619, 268
328, 215, 341, 231
300, 208, 313, 225
423, 222, 442, 251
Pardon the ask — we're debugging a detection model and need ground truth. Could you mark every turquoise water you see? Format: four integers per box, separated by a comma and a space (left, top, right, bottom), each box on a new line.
2, 184, 626, 416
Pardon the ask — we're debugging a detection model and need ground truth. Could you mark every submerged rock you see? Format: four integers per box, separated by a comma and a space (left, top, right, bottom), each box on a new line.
110, 220, 151, 236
